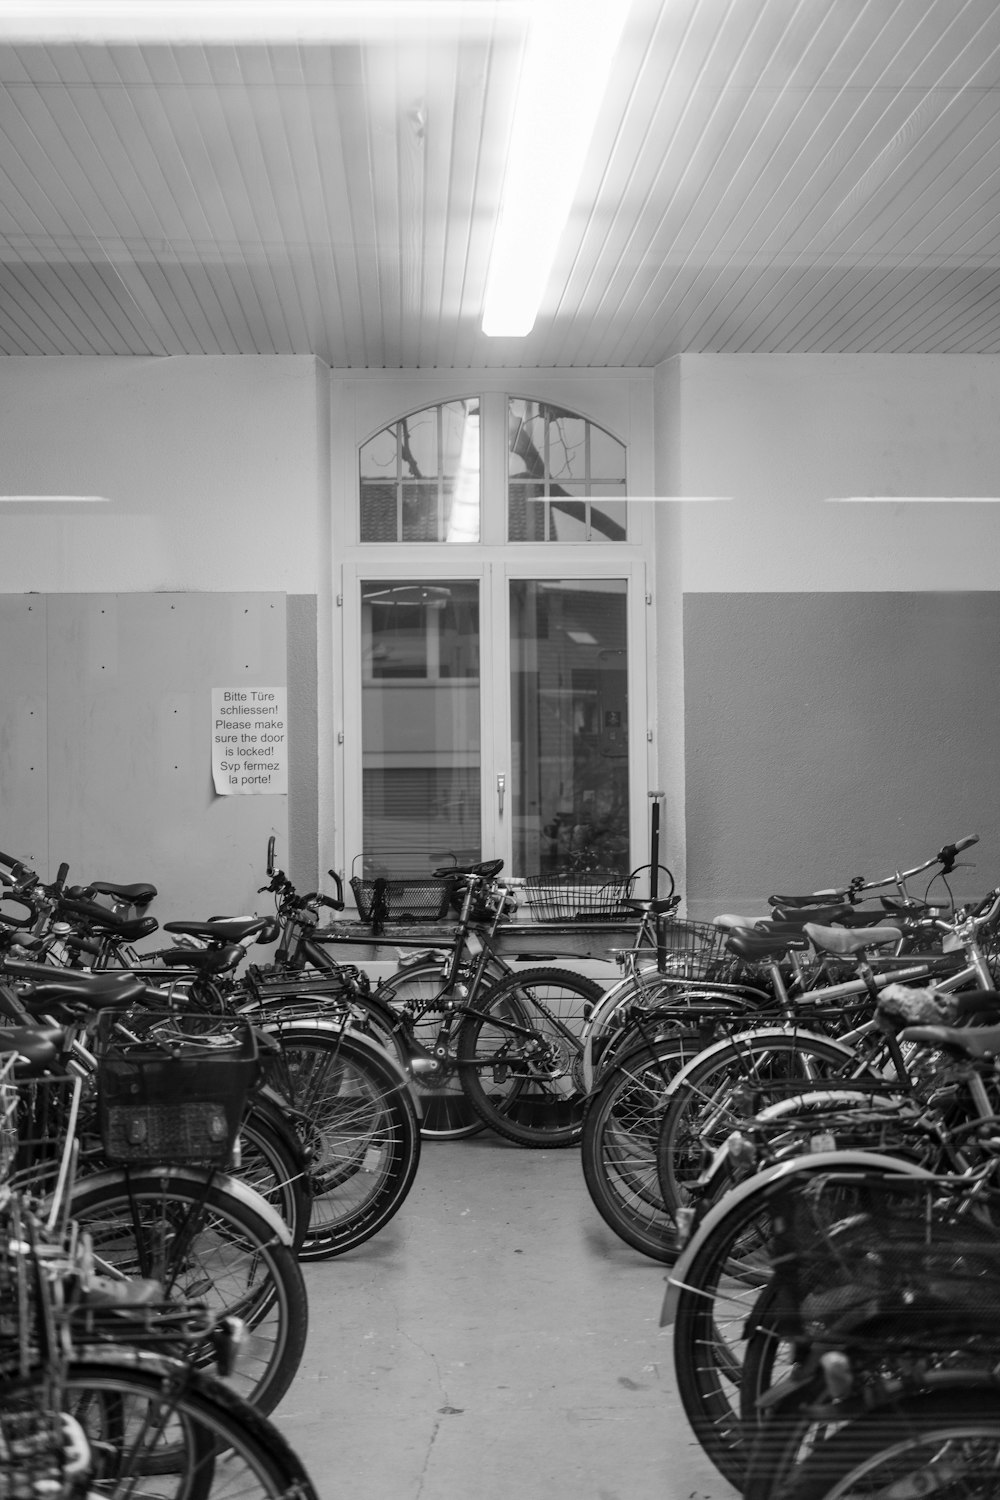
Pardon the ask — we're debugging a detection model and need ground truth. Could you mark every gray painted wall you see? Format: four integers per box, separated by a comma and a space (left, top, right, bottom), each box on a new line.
683, 592, 999, 920
0, 592, 288, 928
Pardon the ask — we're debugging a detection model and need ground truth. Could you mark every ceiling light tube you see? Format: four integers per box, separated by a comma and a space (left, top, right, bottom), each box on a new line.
482, 0, 630, 337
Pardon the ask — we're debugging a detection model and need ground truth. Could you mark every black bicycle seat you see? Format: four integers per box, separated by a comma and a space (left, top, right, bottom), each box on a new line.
432, 859, 504, 881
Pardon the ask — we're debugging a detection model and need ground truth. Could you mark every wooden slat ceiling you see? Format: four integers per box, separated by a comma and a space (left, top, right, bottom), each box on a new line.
2, 0, 1000, 366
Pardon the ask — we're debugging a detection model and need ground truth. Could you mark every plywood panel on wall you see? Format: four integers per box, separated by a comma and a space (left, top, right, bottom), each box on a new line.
683, 593, 1000, 921
41, 593, 287, 927
0, 597, 48, 870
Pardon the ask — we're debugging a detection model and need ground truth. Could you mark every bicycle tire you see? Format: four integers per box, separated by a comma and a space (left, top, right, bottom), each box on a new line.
656, 1028, 859, 1219
69, 1169, 308, 1417
668, 1155, 929, 1488
261, 1022, 422, 1259
0, 1356, 320, 1500
455, 966, 604, 1147
579, 1033, 703, 1262
776, 1389, 1000, 1500
374, 959, 505, 1139
237, 1102, 311, 1253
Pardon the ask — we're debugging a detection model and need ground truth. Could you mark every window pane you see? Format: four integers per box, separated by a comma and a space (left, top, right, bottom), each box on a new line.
401, 483, 440, 542
507, 397, 626, 542
547, 415, 588, 482
589, 425, 627, 481
359, 400, 480, 542
510, 579, 629, 879
359, 481, 397, 542
361, 580, 481, 874
508, 481, 546, 541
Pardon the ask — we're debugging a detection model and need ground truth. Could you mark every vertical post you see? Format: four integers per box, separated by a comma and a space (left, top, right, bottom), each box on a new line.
648, 791, 666, 971
648, 791, 665, 898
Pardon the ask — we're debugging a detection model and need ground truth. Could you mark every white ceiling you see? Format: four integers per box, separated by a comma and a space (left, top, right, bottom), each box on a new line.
2, 0, 1000, 367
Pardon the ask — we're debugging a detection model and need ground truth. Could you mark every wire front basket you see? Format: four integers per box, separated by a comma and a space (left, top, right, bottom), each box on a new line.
1, 1068, 83, 1237
350, 875, 453, 926
522, 870, 636, 922
651, 919, 733, 979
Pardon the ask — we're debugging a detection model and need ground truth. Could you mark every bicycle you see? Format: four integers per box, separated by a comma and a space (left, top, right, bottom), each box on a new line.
0, 1182, 320, 1500
0, 977, 310, 1418
654, 886, 1000, 1235
256, 847, 611, 1147
661, 987, 1000, 1490
740, 1164, 1000, 1500
577, 835, 980, 1091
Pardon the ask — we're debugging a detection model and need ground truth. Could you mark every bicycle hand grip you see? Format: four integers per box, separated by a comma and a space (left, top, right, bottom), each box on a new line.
938, 834, 978, 871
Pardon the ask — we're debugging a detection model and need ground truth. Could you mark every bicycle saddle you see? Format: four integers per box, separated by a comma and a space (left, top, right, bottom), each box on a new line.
804, 922, 903, 955
82, 880, 158, 910
16, 971, 149, 1013
724, 929, 811, 960
899, 1019, 1000, 1060
57, 896, 159, 942
0, 1024, 64, 1071
432, 859, 504, 881
623, 896, 681, 916
159, 942, 245, 974
163, 916, 276, 945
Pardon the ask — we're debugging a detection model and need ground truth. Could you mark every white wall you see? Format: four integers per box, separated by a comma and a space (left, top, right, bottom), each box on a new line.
652, 352, 1000, 915
663, 353, 1000, 592
0, 355, 326, 593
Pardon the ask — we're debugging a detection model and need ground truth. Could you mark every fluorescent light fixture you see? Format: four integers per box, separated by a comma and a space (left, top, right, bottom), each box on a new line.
0, 494, 110, 502
482, 0, 630, 337
827, 496, 1000, 503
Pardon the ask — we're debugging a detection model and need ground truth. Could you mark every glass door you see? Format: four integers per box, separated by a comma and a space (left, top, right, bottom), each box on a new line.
508, 578, 630, 880
354, 576, 484, 876
340, 563, 647, 886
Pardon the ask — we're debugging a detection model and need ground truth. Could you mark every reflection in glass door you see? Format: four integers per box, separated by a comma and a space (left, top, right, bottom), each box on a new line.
360, 580, 481, 875
510, 579, 629, 879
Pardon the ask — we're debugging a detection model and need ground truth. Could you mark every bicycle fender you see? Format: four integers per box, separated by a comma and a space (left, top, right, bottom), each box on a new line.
659, 1148, 932, 1328
71, 1166, 294, 1248
255, 1014, 424, 1120
661, 1024, 858, 1098
753, 1088, 904, 1122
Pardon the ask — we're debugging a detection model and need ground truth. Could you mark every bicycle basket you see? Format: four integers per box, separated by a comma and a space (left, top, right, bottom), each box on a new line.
3, 1070, 83, 1235
522, 870, 635, 922
766, 1173, 1000, 1355
95, 1013, 258, 1167
350, 875, 453, 926
652, 919, 733, 979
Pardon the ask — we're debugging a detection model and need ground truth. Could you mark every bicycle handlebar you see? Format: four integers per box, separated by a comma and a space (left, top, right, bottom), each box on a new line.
769, 835, 980, 907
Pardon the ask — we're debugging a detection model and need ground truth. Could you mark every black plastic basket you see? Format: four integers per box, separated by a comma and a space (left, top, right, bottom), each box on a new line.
522, 870, 635, 921
350, 875, 453, 925
95, 1013, 258, 1167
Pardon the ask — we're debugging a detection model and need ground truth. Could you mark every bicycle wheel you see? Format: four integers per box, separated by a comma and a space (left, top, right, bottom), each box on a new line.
657, 1028, 859, 1220
455, 966, 604, 1147
237, 1102, 310, 1253
69, 1170, 308, 1417
579, 1033, 703, 1262
262, 1023, 422, 1259
0, 1357, 320, 1499
667, 1155, 927, 1488
375, 959, 504, 1139
778, 1390, 1000, 1500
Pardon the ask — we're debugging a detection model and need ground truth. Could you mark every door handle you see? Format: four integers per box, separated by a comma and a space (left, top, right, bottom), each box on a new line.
497, 773, 506, 816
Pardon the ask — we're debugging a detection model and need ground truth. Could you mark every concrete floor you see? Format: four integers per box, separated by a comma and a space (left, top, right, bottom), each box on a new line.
273, 1133, 739, 1500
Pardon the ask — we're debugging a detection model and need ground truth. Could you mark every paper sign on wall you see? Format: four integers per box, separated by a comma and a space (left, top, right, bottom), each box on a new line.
212, 687, 288, 796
